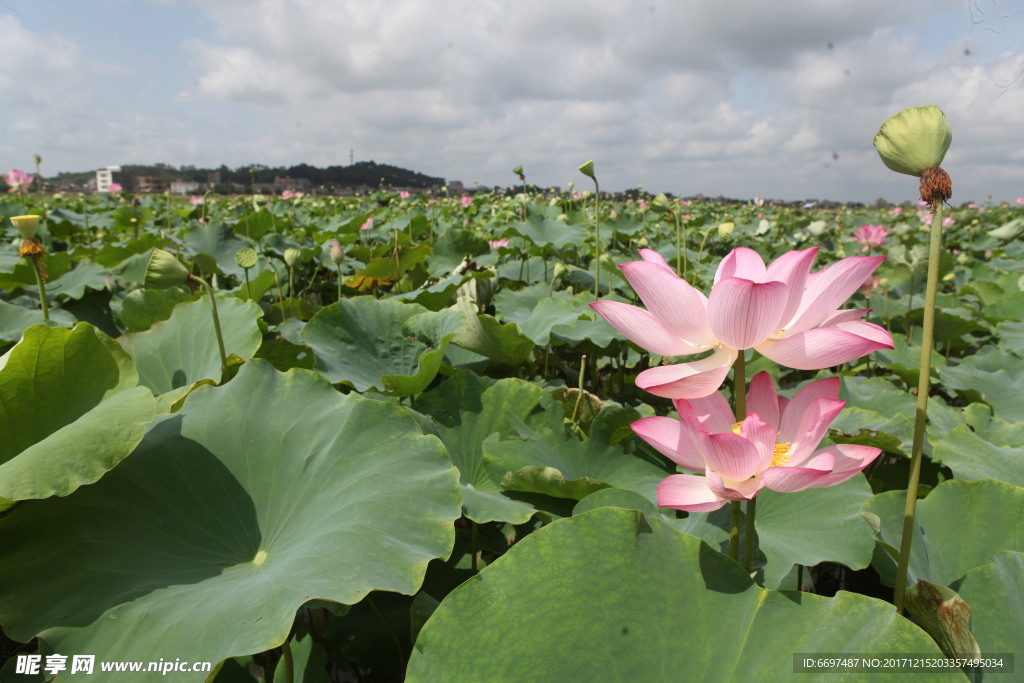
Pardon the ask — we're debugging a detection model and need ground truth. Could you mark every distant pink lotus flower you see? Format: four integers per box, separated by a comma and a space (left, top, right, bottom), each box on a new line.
921, 214, 955, 227
488, 238, 510, 249
460, 196, 473, 208
590, 247, 892, 399
360, 217, 374, 231
889, 206, 904, 216
190, 195, 205, 206
635, 372, 881, 511
106, 182, 123, 194
638, 199, 648, 210
917, 200, 930, 208
1016, 197, 1024, 206
399, 191, 411, 200
5, 169, 35, 193
281, 189, 304, 199
851, 224, 890, 250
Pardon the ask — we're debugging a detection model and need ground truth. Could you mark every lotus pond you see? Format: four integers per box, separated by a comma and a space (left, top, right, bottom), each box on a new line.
1, 166, 1023, 681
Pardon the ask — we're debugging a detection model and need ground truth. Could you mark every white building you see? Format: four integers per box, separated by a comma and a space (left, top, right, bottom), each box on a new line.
96, 166, 122, 192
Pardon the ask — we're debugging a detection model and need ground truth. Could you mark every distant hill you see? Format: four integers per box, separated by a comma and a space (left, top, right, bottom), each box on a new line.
51, 161, 446, 192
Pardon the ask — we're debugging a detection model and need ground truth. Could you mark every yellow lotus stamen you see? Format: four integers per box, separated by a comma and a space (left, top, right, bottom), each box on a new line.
771, 442, 794, 468
731, 422, 743, 435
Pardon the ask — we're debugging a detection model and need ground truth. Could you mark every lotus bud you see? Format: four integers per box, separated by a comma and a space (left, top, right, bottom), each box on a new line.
651, 193, 671, 214
873, 105, 952, 203
512, 164, 525, 181
717, 221, 735, 238
145, 249, 190, 289
235, 247, 258, 269
577, 160, 596, 180
552, 262, 567, 280
329, 240, 344, 265
10, 214, 40, 239
284, 248, 302, 267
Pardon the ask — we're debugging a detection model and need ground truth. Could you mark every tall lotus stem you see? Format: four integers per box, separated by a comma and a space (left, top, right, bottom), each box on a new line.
12, 216, 48, 321
894, 201, 946, 612
872, 104, 952, 614
190, 276, 229, 382
579, 161, 600, 297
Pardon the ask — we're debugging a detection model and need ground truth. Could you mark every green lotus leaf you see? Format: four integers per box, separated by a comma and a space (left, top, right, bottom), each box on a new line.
873, 105, 952, 176
119, 294, 263, 400
956, 551, 1024, 659
416, 371, 544, 523
301, 297, 463, 395
0, 299, 75, 342
183, 222, 249, 277
755, 475, 876, 590
509, 215, 587, 249
0, 360, 461, 676
863, 479, 1024, 588
407, 508, 954, 681
0, 323, 154, 503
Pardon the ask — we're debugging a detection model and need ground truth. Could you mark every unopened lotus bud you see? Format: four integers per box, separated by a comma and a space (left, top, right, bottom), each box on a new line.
552, 262, 567, 280
145, 248, 190, 289
329, 240, 344, 265
651, 193, 671, 214
284, 248, 302, 267
10, 215, 40, 239
718, 221, 735, 238
578, 160, 596, 180
235, 247, 258, 269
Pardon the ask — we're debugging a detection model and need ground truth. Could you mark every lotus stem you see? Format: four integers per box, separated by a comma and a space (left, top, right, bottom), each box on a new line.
191, 276, 229, 383
28, 257, 49, 322
744, 497, 756, 573
893, 201, 945, 614
280, 637, 294, 683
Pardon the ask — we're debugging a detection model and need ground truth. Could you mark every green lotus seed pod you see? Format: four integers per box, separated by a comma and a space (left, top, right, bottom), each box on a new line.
873, 105, 952, 177
577, 160, 596, 180
145, 249, 190, 289
10, 215, 40, 239
235, 247, 258, 269
512, 165, 524, 176
284, 248, 302, 267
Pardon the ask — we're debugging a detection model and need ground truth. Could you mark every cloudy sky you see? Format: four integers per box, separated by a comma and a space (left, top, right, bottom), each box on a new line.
2, 0, 1022, 202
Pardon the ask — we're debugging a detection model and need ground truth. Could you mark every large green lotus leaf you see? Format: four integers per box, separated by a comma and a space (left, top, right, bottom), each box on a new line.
755, 476, 876, 589
301, 297, 462, 395
996, 319, 1024, 357
863, 479, 1024, 588
183, 222, 249, 277
955, 551, 1024, 658
0, 299, 75, 342
0, 323, 155, 502
484, 409, 667, 505
407, 507, 954, 681
573, 486, 731, 550
119, 294, 263, 397
509, 215, 586, 249
450, 293, 535, 366
0, 360, 461, 675
931, 417, 1024, 487
940, 347, 1024, 422
416, 371, 543, 523
118, 287, 198, 331
35, 259, 109, 301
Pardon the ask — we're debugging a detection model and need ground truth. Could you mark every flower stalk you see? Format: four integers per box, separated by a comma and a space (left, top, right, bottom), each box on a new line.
12, 216, 48, 321
894, 200, 945, 613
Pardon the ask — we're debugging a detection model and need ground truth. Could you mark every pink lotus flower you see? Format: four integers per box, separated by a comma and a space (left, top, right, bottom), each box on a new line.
633, 372, 881, 511
190, 195, 205, 206
5, 169, 35, 193
889, 206, 904, 216
589, 247, 892, 399
106, 182, 123, 194
1016, 197, 1024, 206
399, 191, 411, 200
360, 217, 374, 231
460, 196, 473, 208
488, 238, 510, 249
638, 199, 648, 210
851, 224, 890, 250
